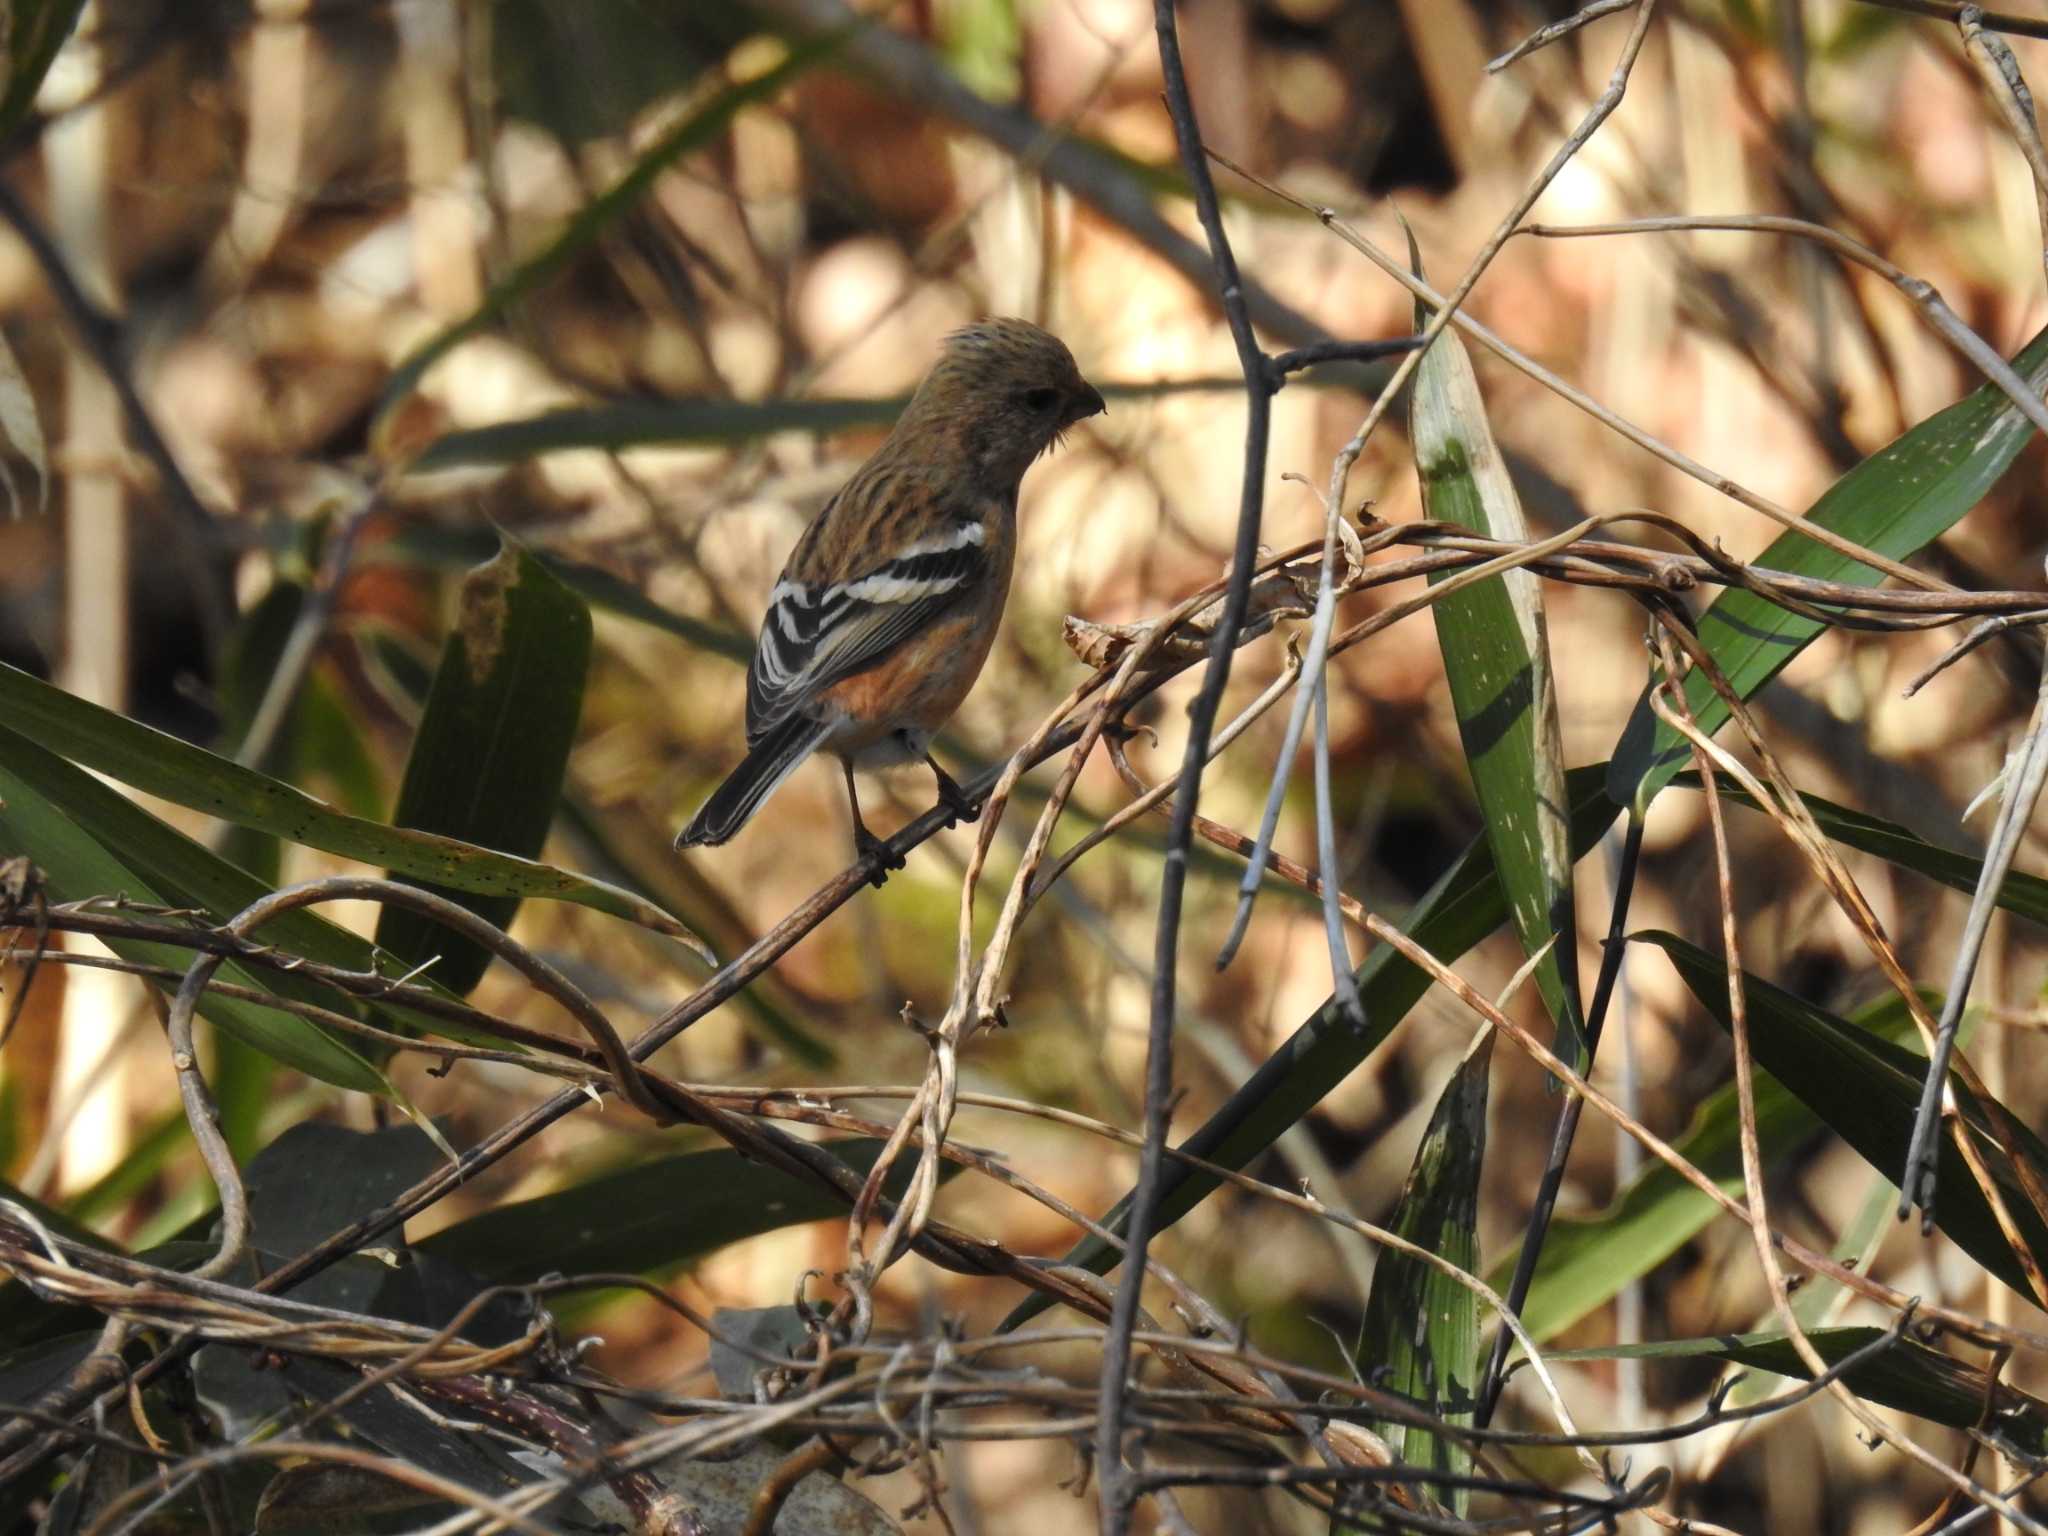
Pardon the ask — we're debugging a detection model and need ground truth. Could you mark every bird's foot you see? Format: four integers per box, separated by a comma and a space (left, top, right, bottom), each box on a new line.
929, 760, 981, 827
853, 824, 907, 887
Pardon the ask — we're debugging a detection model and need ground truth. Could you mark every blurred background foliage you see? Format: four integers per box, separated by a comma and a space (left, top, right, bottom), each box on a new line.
1, 0, 2047, 1530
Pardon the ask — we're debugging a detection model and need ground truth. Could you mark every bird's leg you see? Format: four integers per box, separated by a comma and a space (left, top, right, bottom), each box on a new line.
842, 760, 905, 886
926, 754, 979, 826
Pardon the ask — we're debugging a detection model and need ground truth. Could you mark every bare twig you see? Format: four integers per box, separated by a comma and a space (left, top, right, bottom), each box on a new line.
1905, 626, 2048, 1220
1518, 214, 2048, 440
1957, 5, 2048, 293
1208, 152, 1959, 595
1849, 0, 2048, 43
1097, 6, 1280, 1529
1489, 0, 1641, 72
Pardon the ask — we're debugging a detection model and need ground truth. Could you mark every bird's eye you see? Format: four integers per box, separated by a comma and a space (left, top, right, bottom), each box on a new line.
1021, 386, 1060, 412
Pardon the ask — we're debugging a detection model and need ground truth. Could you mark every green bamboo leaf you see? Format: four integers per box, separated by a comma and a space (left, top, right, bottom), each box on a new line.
380, 523, 751, 660
1543, 1327, 2048, 1453
0, 661, 691, 939
0, 0, 87, 144
1356, 1031, 1491, 1518
409, 379, 1253, 471
1678, 770, 2048, 926
491, 1, 746, 143
1609, 322, 2048, 808
1413, 317, 1583, 1066
1490, 991, 1924, 1342
377, 28, 856, 422
412, 397, 905, 471
1646, 930, 2048, 1300
417, 1139, 950, 1285
1000, 765, 1626, 1333
374, 541, 596, 994
0, 725, 388, 1090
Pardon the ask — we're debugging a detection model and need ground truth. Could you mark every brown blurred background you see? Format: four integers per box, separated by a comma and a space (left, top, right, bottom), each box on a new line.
3, 0, 2048, 1529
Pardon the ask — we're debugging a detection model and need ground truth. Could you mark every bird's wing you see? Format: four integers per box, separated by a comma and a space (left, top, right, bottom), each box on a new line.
745, 516, 990, 742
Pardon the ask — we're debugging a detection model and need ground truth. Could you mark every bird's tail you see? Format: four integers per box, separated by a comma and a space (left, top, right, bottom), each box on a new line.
674, 714, 833, 849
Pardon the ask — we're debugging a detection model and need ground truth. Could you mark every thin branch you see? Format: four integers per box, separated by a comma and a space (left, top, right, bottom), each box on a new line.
1099, 6, 1279, 1529
1518, 214, 2048, 441
1905, 629, 2048, 1219
1489, 0, 1641, 72
1208, 152, 1959, 595
1849, 0, 2048, 43
1957, 5, 2048, 294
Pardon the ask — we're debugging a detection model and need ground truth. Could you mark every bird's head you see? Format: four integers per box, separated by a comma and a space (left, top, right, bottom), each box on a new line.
906, 318, 1106, 485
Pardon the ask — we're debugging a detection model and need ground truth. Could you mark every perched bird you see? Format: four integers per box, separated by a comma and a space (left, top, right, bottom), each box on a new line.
675, 318, 1105, 872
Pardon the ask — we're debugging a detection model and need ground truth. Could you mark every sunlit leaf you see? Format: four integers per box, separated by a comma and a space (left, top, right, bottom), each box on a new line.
1609, 323, 2048, 808
1413, 312, 1583, 1066
0, 662, 692, 939
0, 725, 389, 1091
0, 0, 88, 143
1679, 770, 2048, 927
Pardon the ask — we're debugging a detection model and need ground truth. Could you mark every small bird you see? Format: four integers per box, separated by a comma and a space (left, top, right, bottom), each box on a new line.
675, 318, 1105, 872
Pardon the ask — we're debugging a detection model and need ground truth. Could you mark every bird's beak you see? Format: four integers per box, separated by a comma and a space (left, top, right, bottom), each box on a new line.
1074, 384, 1107, 422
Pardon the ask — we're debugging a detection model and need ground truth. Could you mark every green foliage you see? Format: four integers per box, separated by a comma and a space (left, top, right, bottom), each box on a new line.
0, 660, 689, 938
1491, 989, 1927, 1342
1355, 1033, 1491, 1519
1610, 323, 2048, 809
1649, 932, 2048, 1300
0, 0, 87, 145
374, 541, 594, 995
1414, 314, 1583, 1067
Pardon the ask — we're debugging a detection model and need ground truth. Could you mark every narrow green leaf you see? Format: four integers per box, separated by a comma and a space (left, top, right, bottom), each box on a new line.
381, 523, 751, 661
0, 0, 88, 145
492, 1, 745, 144
0, 724, 388, 1090
999, 765, 1626, 1333
378, 29, 856, 422
375, 542, 594, 994
0, 661, 690, 938
1414, 321, 1583, 1065
1490, 991, 1924, 1342
1357, 1032, 1491, 1515
1679, 770, 2048, 926
409, 379, 1253, 471
1543, 1327, 2048, 1453
1646, 930, 2048, 1301
1609, 322, 2048, 807
417, 1139, 950, 1285
412, 396, 905, 471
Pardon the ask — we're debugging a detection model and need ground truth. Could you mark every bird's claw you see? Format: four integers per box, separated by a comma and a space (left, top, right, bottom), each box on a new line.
936, 781, 980, 827
928, 761, 980, 827
854, 827, 907, 887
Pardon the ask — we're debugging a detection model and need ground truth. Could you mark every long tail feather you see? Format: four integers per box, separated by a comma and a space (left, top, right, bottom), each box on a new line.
674, 714, 833, 849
